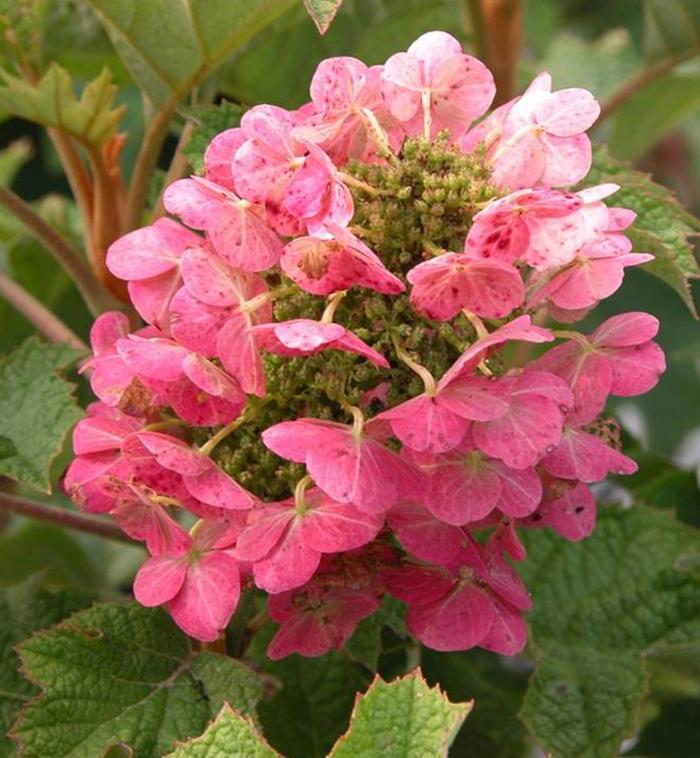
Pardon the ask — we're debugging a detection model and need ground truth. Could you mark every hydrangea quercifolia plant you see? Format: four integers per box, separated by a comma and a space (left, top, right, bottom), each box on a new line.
65, 31, 666, 658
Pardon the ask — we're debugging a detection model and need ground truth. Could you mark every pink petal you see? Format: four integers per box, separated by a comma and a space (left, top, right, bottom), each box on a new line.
537, 88, 600, 136
526, 481, 596, 541
604, 341, 666, 396
473, 394, 564, 469
136, 431, 210, 476
252, 525, 320, 593
425, 450, 502, 525
168, 288, 231, 356
217, 313, 266, 396
133, 553, 188, 606
236, 504, 296, 561
168, 551, 241, 642
166, 377, 245, 426
116, 335, 186, 381
408, 583, 495, 652
592, 312, 660, 348
377, 394, 470, 454
479, 599, 527, 655
184, 467, 257, 511
543, 428, 637, 482
299, 491, 383, 552
89, 312, 130, 356
408, 253, 524, 320
128, 270, 182, 326
387, 500, 464, 563
204, 128, 245, 189
106, 218, 198, 281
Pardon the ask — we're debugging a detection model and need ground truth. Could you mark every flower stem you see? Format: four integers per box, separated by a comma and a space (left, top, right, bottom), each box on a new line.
199, 400, 267, 456
321, 290, 346, 324
0, 186, 119, 316
392, 336, 438, 395
0, 491, 131, 543
125, 99, 178, 231
0, 272, 88, 352
599, 49, 700, 122
338, 172, 389, 197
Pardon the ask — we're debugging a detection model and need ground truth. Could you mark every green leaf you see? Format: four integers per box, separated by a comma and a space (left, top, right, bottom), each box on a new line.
635, 698, 700, 757
584, 146, 700, 316
329, 670, 471, 757
0, 579, 93, 757
421, 649, 530, 758
11, 603, 262, 758
0, 337, 82, 492
167, 704, 279, 758
249, 633, 371, 758
303, 0, 344, 34
0, 65, 126, 149
86, 0, 296, 105
345, 596, 406, 671
608, 75, 700, 161
182, 101, 245, 174
519, 505, 700, 758
0, 523, 99, 590
644, 0, 700, 61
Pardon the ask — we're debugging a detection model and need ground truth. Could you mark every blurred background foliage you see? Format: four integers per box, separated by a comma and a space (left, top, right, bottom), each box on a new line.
2, 1, 700, 756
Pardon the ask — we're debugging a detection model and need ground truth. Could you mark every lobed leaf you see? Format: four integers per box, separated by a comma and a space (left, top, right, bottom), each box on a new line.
0, 579, 93, 757
643, 0, 700, 61
329, 670, 471, 757
519, 505, 700, 758
167, 704, 279, 758
584, 146, 700, 316
0, 65, 126, 149
303, 0, 344, 34
11, 602, 262, 758
0, 337, 82, 493
86, 0, 296, 105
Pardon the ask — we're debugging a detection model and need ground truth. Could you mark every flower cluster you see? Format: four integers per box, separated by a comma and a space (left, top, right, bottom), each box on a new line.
66, 32, 665, 657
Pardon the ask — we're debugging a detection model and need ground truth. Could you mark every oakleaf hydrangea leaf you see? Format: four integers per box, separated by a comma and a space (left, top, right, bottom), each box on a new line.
0, 338, 82, 493
329, 670, 471, 757
519, 505, 700, 758
0, 579, 93, 757
303, 0, 344, 34
248, 637, 371, 758
584, 146, 700, 316
0, 65, 126, 149
11, 603, 262, 758
183, 101, 245, 174
167, 704, 279, 758
86, 0, 296, 104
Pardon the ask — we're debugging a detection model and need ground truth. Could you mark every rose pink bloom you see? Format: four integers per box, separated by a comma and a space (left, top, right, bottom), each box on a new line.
106, 219, 200, 326
407, 252, 524, 320
533, 312, 666, 424
541, 425, 637, 482
471, 370, 573, 469
262, 418, 426, 512
202, 128, 245, 189
384, 538, 530, 653
116, 332, 246, 426
523, 481, 596, 541
64, 403, 143, 513
377, 317, 554, 454
529, 242, 652, 314
267, 584, 379, 660
235, 487, 383, 593
163, 176, 282, 272
233, 106, 353, 235
174, 246, 271, 395
414, 443, 542, 524
80, 313, 140, 408
134, 431, 257, 510
461, 71, 599, 188
297, 57, 403, 164
381, 31, 495, 138
465, 186, 617, 271
281, 224, 404, 296
106, 480, 192, 555
133, 519, 243, 642
387, 500, 465, 563
252, 319, 389, 368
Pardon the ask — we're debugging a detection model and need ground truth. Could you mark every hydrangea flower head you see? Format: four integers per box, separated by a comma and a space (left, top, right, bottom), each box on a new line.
69, 31, 664, 658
